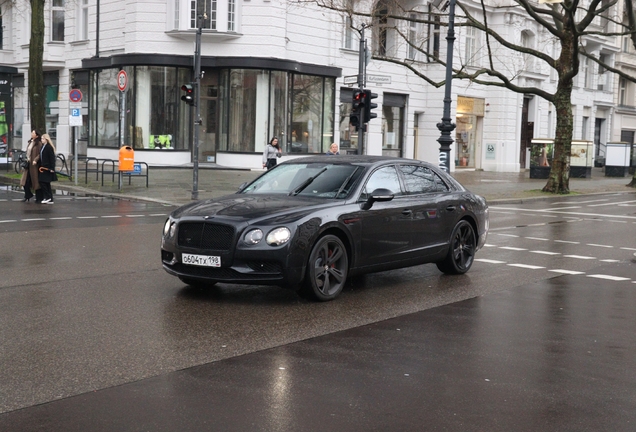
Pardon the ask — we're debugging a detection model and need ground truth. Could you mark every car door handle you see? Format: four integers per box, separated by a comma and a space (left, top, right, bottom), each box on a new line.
446, 205, 456, 212
402, 209, 413, 216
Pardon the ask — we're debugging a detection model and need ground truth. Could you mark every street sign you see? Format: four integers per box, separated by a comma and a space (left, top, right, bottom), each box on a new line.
69, 102, 82, 126
69, 88, 83, 103
344, 75, 358, 85
367, 74, 391, 85
117, 70, 128, 92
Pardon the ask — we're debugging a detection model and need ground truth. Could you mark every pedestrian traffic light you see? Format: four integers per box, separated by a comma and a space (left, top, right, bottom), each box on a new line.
363, 89, 378, 123
350, 89, 363, 131
181, 84, 194, 106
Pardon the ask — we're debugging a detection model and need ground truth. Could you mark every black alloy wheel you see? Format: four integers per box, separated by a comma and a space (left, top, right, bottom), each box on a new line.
436, 220, 476, 275
303, 234, 349, 301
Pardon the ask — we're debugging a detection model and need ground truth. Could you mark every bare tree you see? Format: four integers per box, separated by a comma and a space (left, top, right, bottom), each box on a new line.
28, 0, 45, 133
294, 0, 636, 193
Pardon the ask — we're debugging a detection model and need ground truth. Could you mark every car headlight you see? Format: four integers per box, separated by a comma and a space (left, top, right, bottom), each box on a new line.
163, 218, 172, 236
266, 227, 291, 246
244, 229, 263, 245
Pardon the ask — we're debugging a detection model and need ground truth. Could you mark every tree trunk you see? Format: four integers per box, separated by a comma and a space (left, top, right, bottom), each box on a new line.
543, 83, 573, 194
28, 0, 46, 133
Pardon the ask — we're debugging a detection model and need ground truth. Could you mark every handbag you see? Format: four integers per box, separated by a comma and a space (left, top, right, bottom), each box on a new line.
20, 160, 29, 170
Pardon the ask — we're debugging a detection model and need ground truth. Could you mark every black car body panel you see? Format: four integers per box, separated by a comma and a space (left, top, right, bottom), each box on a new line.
161, 156, 489, 294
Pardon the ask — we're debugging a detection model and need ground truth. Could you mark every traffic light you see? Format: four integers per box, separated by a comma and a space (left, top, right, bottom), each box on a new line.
349, 89, 363, 131
181, 84, 194, 106
363, 89, 378, 123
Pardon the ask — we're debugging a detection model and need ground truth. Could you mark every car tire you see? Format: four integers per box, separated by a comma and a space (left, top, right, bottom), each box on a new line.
178, 276, 217, 289
301, 234, 349, 301
436, 220, 476, 275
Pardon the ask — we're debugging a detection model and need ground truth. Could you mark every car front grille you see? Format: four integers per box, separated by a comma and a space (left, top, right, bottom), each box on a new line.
168, 263, 282, 281
177, 222, 235, 251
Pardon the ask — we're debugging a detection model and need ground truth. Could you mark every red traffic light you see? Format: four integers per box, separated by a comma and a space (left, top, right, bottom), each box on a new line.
181, 84, 194, 105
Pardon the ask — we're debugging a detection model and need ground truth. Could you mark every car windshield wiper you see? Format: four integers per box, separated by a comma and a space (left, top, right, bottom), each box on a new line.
334, 166, 361, 198
289, 167, 328, 196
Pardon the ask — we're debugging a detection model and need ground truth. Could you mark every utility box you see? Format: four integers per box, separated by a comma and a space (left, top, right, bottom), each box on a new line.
119, 146, 134, 171
605, 142, 630, 177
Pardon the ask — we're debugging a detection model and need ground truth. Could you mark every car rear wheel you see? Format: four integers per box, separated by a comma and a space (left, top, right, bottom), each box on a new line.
436, 220, 476, 275
301, 235, 348, 301
178, 276, 217, 289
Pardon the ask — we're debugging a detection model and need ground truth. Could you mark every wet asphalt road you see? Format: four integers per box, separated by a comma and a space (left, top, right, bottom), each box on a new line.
1, 187, 636, 430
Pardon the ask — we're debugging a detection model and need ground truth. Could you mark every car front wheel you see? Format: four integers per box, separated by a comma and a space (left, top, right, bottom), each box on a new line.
436, 220, 476, 275
301, 235, 349, 301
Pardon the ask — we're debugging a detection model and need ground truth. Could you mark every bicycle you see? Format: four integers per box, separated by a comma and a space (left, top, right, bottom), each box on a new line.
13, 150, 27, 174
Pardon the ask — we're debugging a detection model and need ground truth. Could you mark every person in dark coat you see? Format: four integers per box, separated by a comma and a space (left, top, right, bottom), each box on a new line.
38, 134, 58, 204
19, 129, 43, 202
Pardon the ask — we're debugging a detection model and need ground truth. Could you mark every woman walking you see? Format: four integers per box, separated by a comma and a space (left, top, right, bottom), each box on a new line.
19, 129, 43, 202
262, 137, 282, 170
38, 133, 58, 204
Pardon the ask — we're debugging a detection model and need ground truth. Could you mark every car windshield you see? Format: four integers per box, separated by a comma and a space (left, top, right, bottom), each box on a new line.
241, 163, 362, 199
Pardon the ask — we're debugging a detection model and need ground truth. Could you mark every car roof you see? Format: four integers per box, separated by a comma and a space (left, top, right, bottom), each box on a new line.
282, 155, 433, 168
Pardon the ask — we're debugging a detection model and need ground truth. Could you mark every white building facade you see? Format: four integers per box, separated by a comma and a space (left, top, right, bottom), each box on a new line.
0, 0, 626, 172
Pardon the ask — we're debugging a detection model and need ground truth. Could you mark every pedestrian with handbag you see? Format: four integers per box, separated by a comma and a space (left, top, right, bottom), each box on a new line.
38, 133, 58, 204
19, 129, 43, 202
262, 137, 282, 170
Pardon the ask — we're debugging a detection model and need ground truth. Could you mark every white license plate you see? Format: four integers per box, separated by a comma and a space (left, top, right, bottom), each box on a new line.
182, 253, 221, 267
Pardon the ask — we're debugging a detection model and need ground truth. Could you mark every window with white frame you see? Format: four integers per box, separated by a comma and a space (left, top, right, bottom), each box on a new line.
191, 0, 217, 29
174, 0, 180, 29
580, 56, 591, 88
464, 26, 478, 66
619, 77, 627, 105
597, 54, 608, 91
228, 0, 235, 31
344, 15, 354, 49
431, 14, 440, 61
51, 0, 64, 42
407, 14, 416, 60
520, 30, 535, 71
582, 116, 589, 140
77, 0, 89, 41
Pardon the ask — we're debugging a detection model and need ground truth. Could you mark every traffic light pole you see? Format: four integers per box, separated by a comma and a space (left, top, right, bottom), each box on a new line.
191, 18, 203, 200
356, 26, 366, 155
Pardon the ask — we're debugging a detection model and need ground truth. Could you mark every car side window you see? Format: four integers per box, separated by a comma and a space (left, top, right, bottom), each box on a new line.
399, 165, 436, 194
434, 173, 450, 192
361, 166, 402, 200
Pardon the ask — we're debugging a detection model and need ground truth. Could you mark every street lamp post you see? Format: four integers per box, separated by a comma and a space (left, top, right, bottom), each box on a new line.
435, 0, 456, 173
191, 15, 204, 200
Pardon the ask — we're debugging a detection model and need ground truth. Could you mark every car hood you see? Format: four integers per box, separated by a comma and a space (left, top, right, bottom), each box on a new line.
172, 194, 340, 224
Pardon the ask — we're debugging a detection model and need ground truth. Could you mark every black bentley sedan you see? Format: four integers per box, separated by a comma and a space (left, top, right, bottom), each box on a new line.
161, 156, 489, 301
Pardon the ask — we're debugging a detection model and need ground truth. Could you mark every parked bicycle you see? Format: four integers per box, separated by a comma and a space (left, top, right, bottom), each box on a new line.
13, 150, 27, 174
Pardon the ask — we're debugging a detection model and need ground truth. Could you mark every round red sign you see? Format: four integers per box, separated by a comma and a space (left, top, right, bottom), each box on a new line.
117, 70, 128, 92
69, 89, 83, 103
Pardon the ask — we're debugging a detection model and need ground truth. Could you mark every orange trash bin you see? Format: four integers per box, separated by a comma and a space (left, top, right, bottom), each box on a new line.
119, 146, 134, 171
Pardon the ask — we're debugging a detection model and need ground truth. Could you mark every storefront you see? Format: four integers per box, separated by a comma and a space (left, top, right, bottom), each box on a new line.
455, 96, 485, 168
0, 66, 18, 161
82, 55, 339, 167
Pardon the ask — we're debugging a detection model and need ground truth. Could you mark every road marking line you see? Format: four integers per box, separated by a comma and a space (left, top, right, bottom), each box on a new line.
507, 264, 545, 269
530, 251, 561, 255
475, 259, 507, 264
525, 237, 549, 241
528, 223, 547, 226
564, 255, 597, 260
489, 207, 636, 220
77, 216, 98, 219
483, 244, 497, 247
50, 217, 72, 220
494, 233, 519, 237
600, 259, 621, 263
125, 214, 145, 218
549, 269, 585, 275
21, 218, 46, 221
586, 244, 613, 248
101, 215, 122, 218
603, 220, 628, 223
149, 214, 167, 217
0, 220, 17, 223
587, 274, 631, 281
588, 200, 636, 207
621, 247, 636, 251
555, 240, 580, 244
500, 246, 527, 251
553, 199, 609, 205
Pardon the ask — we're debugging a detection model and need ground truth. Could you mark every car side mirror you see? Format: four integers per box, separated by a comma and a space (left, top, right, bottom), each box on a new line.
361, 188, 394, 210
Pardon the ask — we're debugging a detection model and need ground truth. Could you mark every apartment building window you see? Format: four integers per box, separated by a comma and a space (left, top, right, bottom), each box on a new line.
582, 116, 589, 140
432, 15, 440, 60
174, 0, 180, 29
597, 54, 608, 91
344, 15, 354, 49
580, 56, 591, 88
464, 26, 478, 66
191, 0, 216, 29
520, 31, 534, 71
228, 0, 235, 31
375, 7, 388, 56
78, 0, 89, 40
407, 14, 417, 60
619, 77, 627, 105
51, 0, 64, 42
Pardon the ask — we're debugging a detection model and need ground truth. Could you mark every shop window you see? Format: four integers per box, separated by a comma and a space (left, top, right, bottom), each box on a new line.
51, 0, 64, 42
381, 94, 405, 158
290, 74, 325, 154
269, 71, 288, 150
